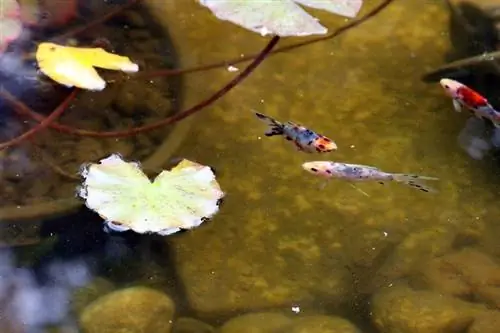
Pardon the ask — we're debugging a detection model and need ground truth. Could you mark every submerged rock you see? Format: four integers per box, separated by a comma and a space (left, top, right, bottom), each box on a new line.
172, 317, 215, 333
411, 247, 500, 309
278, 315, 361, 333
468, 311, 500, 333
218, 312, 360, 333
373, 226, 457, 287
79, 286, 174, 333
71, 277, 115, 315
219, 312, 292, 333
371, 285, 482, 333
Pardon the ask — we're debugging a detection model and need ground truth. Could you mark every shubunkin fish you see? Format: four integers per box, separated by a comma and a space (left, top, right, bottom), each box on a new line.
255, 112, 337, 153
440, 78, 500, 128
302, 161, 439, 193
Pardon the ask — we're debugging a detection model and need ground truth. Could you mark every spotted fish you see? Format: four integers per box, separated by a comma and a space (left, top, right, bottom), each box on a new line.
255, 112, 337, 153
440, 78, 500, 128
302, 161, 439, 193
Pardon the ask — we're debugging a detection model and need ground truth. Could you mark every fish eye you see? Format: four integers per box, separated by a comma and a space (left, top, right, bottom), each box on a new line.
311, 168, 318, 172
444, 85, 449, 89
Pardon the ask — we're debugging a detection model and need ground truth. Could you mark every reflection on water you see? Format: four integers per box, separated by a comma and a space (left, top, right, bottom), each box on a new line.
4, 0, 500, 332
458, 117, 496, 160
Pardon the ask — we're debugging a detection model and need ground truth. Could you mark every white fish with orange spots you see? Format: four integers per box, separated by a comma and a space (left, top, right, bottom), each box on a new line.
302, 161, 439, 193
255, 112, 337, 153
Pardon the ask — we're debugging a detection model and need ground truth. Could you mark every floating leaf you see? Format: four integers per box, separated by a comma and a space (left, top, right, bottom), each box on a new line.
35, 42, 139, 91
78, 154, 225, 236
198, 0, 363, 37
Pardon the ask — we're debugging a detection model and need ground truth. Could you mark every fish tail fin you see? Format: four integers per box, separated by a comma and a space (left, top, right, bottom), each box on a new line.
392, 173, 439, 193
491, 112, 500, 128
254, 112, 284, 136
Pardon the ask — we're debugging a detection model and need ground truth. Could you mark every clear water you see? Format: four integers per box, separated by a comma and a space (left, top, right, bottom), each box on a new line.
2, 0, 500, 332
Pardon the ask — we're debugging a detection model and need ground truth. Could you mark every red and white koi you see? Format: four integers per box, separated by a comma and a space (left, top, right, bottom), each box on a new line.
255, 112, 337, 153
439, 78, 500, 128
302, 161, 439, 193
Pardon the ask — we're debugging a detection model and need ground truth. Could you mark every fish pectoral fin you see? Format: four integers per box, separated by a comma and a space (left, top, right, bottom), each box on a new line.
452, 99, 463, 112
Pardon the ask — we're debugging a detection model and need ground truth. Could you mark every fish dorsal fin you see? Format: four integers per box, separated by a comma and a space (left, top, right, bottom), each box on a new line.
346, 163, 380, 170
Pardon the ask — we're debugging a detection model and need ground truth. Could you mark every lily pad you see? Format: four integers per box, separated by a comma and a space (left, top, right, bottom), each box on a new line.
78, 154, 225, 236
198, 0, 363, 37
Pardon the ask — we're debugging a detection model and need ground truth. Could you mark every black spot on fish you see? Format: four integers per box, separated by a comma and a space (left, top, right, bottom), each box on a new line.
307, 140, 314, 145
318, 144, 325, 150
326, 170, 332, 174
216, 198, 224, 206
285, 136, 292, 141
316, 147, 322, 152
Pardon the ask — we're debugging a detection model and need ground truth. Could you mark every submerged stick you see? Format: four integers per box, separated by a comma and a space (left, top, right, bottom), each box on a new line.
422, 51, 500, 81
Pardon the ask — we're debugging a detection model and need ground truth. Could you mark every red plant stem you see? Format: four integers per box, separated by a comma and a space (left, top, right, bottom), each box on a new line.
11, 36, 281, 138
129, 0, 395, 81
0, 89, 77, 150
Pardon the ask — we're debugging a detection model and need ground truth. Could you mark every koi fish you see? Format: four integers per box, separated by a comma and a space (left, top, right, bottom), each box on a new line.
302, 161, 439, 193
254, 112, 337, 153
439, 78, 500, 128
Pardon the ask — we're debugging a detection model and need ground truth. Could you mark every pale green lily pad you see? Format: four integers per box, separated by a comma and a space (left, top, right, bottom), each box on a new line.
198, 0, 363, 37
78, 154, 225, 236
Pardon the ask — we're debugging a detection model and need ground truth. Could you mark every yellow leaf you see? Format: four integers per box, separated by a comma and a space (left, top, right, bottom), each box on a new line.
36, 42, 139, 91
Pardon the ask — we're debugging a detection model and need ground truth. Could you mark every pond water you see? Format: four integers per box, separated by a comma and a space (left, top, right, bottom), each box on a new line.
2, 0, 500, 332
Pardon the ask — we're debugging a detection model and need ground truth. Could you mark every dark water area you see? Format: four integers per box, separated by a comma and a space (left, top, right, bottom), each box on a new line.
3, 0, 500, 333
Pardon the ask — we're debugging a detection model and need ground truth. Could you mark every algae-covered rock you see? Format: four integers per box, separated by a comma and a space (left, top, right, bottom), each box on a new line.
371, 285, 481, 333
71, 277, 115, 315
172, 317, 215, 333
468, 311, 500, 333
79, 286, 174, 333
219, 312, 292, 333
411, 247, 500, 308
279, 315, 361, 333
373, 226, 457, 287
